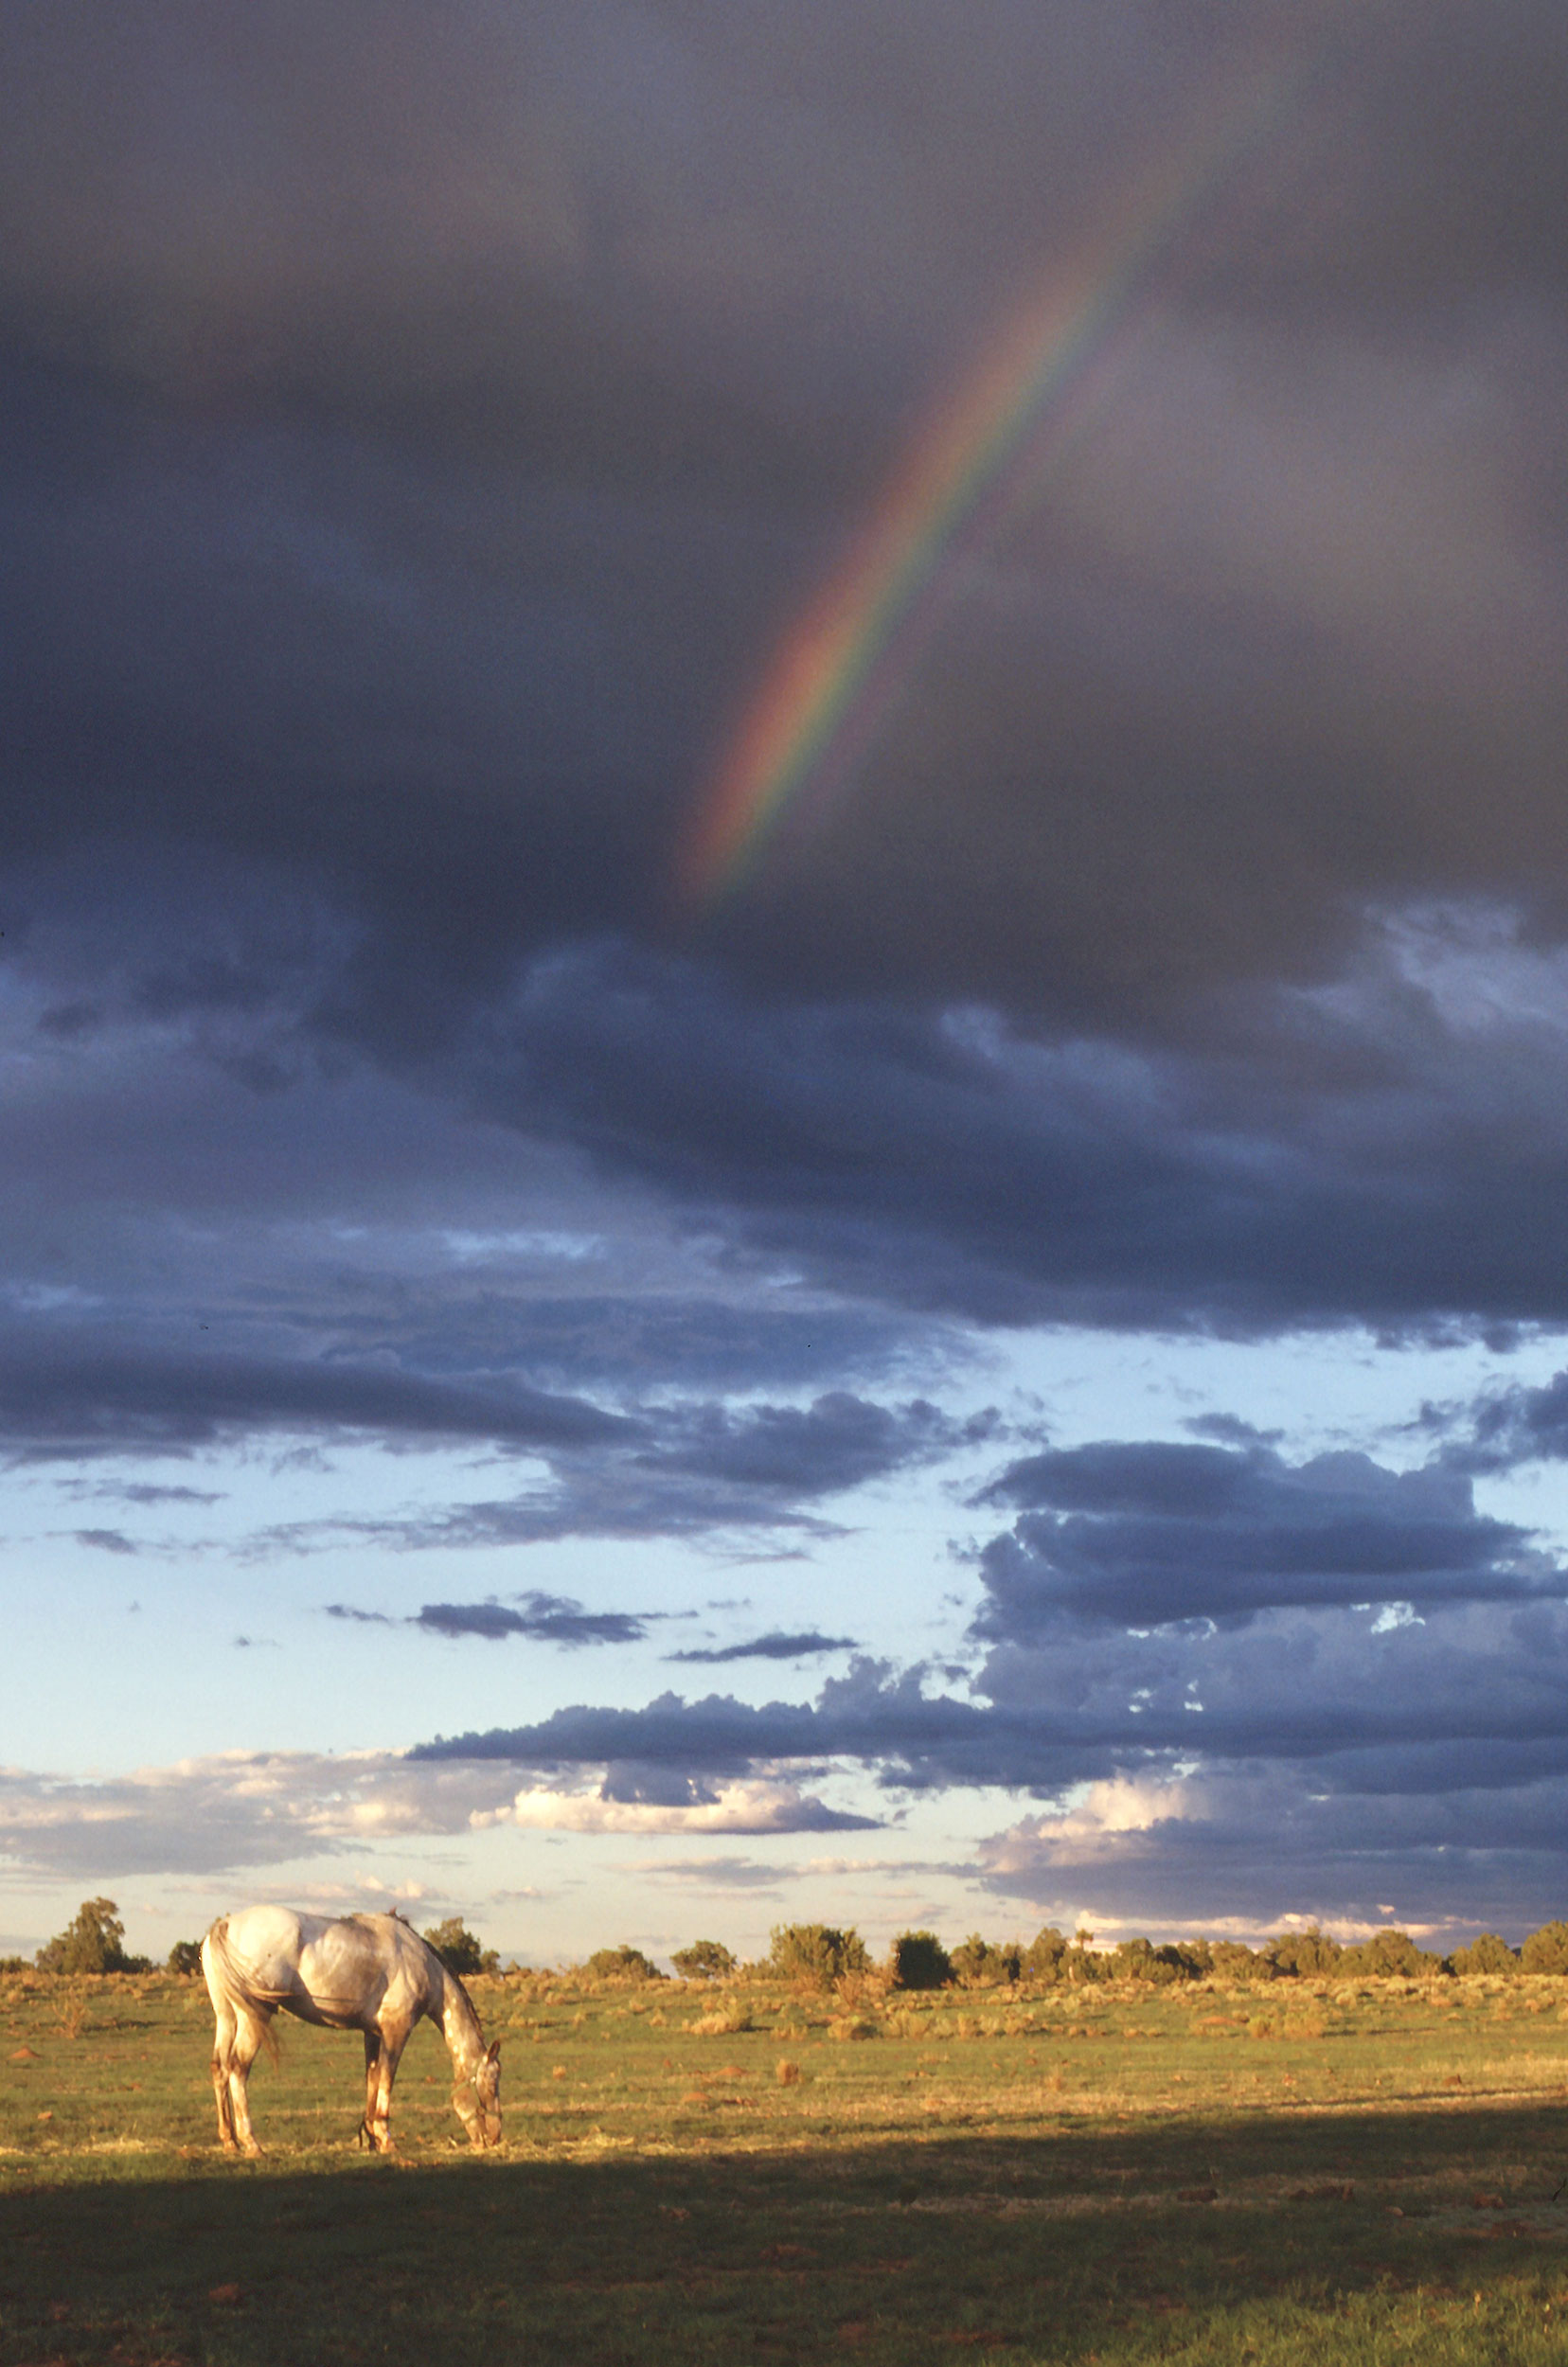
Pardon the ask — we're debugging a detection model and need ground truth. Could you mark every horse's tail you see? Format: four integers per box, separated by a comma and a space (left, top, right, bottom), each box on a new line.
202, 1917, 283, 2066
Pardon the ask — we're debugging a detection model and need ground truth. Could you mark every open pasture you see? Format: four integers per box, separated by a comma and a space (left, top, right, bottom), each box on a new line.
5, 1970, 1568, 2363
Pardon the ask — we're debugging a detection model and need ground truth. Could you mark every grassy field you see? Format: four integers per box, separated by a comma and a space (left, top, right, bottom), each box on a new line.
6, 1967, 1568, 2363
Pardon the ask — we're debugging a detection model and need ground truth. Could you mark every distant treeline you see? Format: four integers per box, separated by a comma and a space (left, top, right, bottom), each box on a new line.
569, 1919, 1568, 1988
10, 1904, 1568, 1984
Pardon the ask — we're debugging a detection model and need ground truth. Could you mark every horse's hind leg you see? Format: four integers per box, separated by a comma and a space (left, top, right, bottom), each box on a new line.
210, 2002, 240, 2151
225, 2009, 269, 2157
360, 2032, 382, 2147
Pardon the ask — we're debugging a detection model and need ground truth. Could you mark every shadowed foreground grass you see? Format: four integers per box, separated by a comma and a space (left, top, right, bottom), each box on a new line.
5, 1971, 1568, 2361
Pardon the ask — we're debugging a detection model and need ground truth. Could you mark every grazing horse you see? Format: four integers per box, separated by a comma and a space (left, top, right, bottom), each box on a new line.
202, 1906, 502, 2156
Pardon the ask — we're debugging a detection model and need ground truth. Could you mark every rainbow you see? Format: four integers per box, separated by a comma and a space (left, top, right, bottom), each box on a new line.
676, 56, 1314, 906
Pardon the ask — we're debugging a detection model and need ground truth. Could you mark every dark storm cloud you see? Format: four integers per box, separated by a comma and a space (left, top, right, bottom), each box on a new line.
972, 1437, 1557, 1631
414, 1593, 647, 1647
405, 1294, 934, 1396
668, 1630, 859, 1664
89, 1481, 225, 1506
1461, 1368, 1568, 1468
254, 1392, 976, 1552
1, 1, 1565, 1362
471, 933, 1568, 1335
413, 1659, 1002, 1786
416, 1592, 1568, 1808
7, 0, 1568, 1944
978, 1764, 1568, 1939
0, 1330, 633, 1463
3, 2, 1568, 1053
652, 1393, 989, 1493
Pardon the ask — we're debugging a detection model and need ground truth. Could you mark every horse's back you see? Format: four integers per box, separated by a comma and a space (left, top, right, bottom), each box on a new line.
208, 1907, 423, 2028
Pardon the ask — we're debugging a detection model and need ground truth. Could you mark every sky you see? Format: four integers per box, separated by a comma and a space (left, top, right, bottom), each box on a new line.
5, 0, 1568, 1967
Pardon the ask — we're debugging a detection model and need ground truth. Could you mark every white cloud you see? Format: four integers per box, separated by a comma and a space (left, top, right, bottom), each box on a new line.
491, 1777, 865, 1836
0, 1751, 519, 1878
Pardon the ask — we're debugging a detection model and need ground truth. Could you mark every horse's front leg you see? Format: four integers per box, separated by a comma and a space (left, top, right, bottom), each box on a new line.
365, 2024, 409, 2154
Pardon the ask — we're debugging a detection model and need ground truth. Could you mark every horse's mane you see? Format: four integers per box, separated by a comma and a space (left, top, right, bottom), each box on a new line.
423, 1935, 483, 2035
351, 1909, 484, 2033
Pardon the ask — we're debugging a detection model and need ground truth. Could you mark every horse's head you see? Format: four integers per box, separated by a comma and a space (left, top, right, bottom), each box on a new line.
454, 2038, 502, 2147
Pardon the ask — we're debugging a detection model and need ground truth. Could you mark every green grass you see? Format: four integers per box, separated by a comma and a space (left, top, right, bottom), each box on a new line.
4, 1969, 1568, 2361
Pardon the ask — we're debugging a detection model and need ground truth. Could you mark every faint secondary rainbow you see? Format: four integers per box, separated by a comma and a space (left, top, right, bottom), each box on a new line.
677, 56, 1315, 906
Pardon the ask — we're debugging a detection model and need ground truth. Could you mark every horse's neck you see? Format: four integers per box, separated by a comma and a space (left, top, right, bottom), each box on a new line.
436, 1967, 485, 2077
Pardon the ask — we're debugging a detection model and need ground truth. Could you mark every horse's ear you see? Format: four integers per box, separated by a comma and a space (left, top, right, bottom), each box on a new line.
488, 2038, 502, 2061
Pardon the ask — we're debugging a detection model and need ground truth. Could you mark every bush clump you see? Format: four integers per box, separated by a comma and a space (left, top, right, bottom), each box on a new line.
1521, 1920, 1568, 1975
1023, 1927, 1069, 1982
672, 1939, 737, 1982
768, 1924, 868, 1988
585, 1944, 666, 1984
1337, 1929, 1438, 1980
951, 1934, 1024, 1986
889, 1931, 953, 1990
1109, 1936, 1208, 1984
1448, 1931, 1520, 1976
1265, 1927, 1345, 1978
167, 1939, 205, 1977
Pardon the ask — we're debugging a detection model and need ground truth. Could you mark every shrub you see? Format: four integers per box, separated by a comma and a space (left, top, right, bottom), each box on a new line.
768, 1924, 868, 1988
36, 1897, 131, 1975
1266, 1927, 1344, 1978
1210, 1940, 1268, 1981
1521, 1920, 1568, 1975
1448, 1931, 1520, 1976
1023, 1926, 1068, 1983
889, 1931, 953, 1990
950, 1934, 1023, 1986
1062, 1941, 1108, 1985
167, 1939, 205, 1977
672, 1940, 737, 1982
691, 2002, 754, 2035
585, 1944, 665, 1984
421, 1919, 499, 1977
1110, 1936, 1203, 1984
1337, 1929, 1435, 1979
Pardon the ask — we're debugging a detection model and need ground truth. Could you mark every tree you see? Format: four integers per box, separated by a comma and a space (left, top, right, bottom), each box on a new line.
889, 1931, 953, 1990
420, 1919, 497, 1977
1062, 1934, 1108, 1985
950, 1934, 1023, 1986
1210, 1941, 1267, 1981
767, 1925, 868, 1988
1266, 1927, 1344, 1978
36, 1897, 131, 1974
1110, 1936, 1198, 1985
586, 1944, 665, 1984
671, 1940, 736, 1982
1339, 1929, 1433, 1979
167, 1939, 205, 1977
1023, 1926, 1068, 1984
1521, 1920, 1568, 1975
1448, 1931, 1518, 1976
